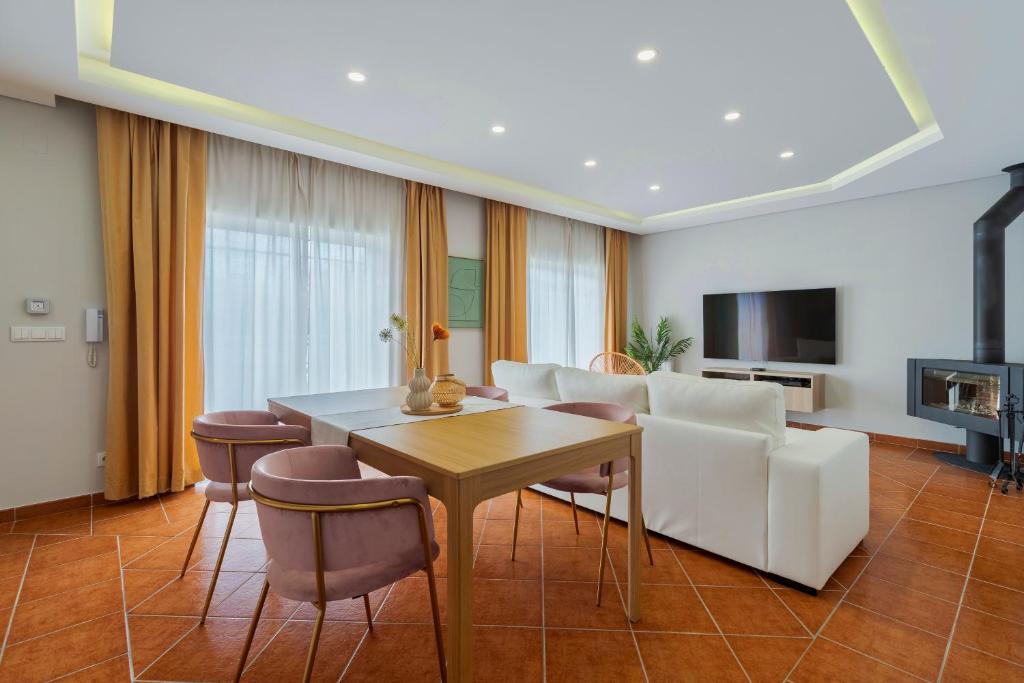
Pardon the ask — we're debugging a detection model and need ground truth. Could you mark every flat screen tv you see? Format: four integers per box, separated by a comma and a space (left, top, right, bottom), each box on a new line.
703, 287, 836, 364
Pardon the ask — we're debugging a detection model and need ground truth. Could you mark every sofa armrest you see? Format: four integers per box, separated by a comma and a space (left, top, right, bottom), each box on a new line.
635, 414, 773, 569
767, 428, 869, 590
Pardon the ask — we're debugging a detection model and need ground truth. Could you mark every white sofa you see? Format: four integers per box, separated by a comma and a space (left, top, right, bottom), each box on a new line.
491, 360, 869, 591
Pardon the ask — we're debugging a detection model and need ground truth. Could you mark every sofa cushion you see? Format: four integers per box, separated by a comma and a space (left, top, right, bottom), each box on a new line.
491, 361, 561, 400
646, 371, 786, 449
554, 367, 649, 414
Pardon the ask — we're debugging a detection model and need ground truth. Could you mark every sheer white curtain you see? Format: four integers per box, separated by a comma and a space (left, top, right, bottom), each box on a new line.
204, 135, 404, 411
526, 210, 606, 368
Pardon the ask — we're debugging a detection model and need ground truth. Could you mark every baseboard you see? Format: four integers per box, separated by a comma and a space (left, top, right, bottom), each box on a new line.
785, 421, 966, 456
1, 490, 107, 525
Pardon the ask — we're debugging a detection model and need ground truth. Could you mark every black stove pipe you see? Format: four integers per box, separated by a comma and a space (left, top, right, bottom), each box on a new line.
969, 162, 1024, 465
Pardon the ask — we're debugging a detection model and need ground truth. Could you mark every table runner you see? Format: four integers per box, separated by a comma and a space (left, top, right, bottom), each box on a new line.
311, 394, 517, 446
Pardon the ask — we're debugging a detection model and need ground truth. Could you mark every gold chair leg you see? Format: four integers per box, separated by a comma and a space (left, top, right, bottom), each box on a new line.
302, 605, 326, 683
424, 557, 448, 683
642, 514, 655, 566
233, 577, 269, 683
200, 501, 237, 624
510, 489, 523, 561
180, 499, 211, 577
362, 594, 373, 629
569, 492, 580, 535
596, 479, 614, 607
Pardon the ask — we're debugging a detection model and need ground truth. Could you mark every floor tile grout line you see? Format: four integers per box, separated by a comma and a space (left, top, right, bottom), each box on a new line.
668, 544, 753, 682
334, 625, 372, 682
236, 599, 304, 678
852, 571, 961, 606
116, 535, 137, 681
19, 547, 121, 576
4, 606, 124, 651
49, 652, 128, 681
870, 469, 924, 492
896, 515, 984, 545
956, 641, 1024, 670
970, 574, 1024, 597
0, 534, 35, 666
873, 544, 973, 578
122, 574, 187, 617
130, 565, 259, 617
936, 479, 995, 681
756, 567, 815, 639
133, 618, 203, 681
155, 495, 171, 525
602, 527, 649, 683
817, 635, 932, 682
2, 609, 122, 648
840, 601, 958, 641
911, 495, 990, 520
114, 530, 189, 571
333, 582, 397, 683
783, 448, 938, 681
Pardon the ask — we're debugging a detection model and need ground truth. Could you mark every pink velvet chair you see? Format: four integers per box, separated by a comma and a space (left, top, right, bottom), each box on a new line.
465, 385, 509, 402
511, 401, 654, 605
184, 410, 310, 623
234, 445, 445, 683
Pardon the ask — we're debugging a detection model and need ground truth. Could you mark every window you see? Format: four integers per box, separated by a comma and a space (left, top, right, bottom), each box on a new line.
526, 210, 605, 368
203, 136, 404, 411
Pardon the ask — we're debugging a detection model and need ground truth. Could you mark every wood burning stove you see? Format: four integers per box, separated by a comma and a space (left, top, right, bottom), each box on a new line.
907, 359, 1022, 438
907, 162, 1024, 467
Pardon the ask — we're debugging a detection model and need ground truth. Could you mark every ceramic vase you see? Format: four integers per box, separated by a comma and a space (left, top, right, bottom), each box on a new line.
407, 368, 434, 410
430, 373, 467, 407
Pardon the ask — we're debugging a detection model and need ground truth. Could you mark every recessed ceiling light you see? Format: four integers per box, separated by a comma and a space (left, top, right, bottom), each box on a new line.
636, 48, 658, 62
347, 71, 366, 83
779, 150, 795, 159
491, 125, 506, 134
724, 111, 741, 121
649, 184, 661, 191
583, 159, 597, 167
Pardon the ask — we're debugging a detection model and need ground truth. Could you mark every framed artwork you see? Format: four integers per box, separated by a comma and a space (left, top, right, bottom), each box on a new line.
448, 256, 483, 328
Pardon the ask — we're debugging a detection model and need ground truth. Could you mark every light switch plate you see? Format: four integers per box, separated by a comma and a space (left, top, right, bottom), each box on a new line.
10, 326, 65, 342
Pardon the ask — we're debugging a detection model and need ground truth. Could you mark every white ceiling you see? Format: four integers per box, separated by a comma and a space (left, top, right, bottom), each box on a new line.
0, 0, 1022, 233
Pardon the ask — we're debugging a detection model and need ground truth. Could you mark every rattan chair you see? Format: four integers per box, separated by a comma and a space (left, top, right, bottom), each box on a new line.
588, 351, 646, 375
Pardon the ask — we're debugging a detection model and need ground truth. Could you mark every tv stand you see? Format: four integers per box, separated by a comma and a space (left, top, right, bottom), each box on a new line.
701, 367, 826, 413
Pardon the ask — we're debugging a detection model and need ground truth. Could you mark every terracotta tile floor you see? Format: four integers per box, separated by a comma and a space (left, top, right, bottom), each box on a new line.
1, 442, 1023, 681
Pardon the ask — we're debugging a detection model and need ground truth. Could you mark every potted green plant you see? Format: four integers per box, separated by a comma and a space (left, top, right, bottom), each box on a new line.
625, 316, 694, 373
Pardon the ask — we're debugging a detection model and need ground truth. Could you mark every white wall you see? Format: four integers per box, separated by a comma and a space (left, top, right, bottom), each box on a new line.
444, 189, 487, 386
633, 175, 1024, 443
0, 96, 108, 508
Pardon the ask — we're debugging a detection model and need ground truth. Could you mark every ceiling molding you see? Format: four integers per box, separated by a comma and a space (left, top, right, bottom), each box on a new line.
0, 80, 55, 107
73, 0, 940, 234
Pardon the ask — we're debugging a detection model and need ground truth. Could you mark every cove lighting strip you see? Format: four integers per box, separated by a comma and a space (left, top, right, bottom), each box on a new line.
74, 0, 940, 232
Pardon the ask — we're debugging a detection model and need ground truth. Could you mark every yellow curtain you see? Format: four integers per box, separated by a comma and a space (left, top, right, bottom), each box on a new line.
604, 228, 630, 353
484, 200, 528, 385
405, 181, 449, 378
95, 107, 206, 500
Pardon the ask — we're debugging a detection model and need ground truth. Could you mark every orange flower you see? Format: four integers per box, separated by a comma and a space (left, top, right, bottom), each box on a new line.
431, 322, 450, 341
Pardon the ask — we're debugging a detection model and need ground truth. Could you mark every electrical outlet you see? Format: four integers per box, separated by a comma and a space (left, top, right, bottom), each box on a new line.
96, 451, 106, 467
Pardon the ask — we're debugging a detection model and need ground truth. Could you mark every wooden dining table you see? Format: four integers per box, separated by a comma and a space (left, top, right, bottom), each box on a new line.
268, 395, 643, 683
